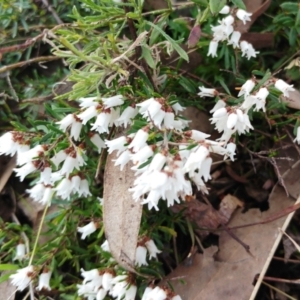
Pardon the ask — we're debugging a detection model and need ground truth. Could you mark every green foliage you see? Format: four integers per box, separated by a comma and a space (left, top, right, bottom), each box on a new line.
0, 0, 300, 299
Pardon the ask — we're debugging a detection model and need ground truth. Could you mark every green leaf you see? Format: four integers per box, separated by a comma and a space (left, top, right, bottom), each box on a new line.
192, 0, 208, 5
0, 264, 19, 271
288, 27, 297, 46
230, 0, 246, 10
146, 21, 189, 62
179, 76, 197, 93
280, 2, 299, 13
209, 0, 226, 15
158, 226, 177, 237
0, 273, 13, 284
141, 45, 156, 69
296, 8, 300, 27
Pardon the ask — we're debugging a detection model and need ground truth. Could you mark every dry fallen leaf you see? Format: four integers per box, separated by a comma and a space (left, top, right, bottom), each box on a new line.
0, 155, 16, 193
103, 151, 142, 272
171, 200, 227, 239
281, 90, 300, 110
235, 0, 271, 33
163, 185, 295, 299
0, 271, 16, 300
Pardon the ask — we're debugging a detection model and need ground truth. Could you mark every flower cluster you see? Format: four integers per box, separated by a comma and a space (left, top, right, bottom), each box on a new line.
10, 266, 52, 292
199, 76, 295, 144
78, 269, 181, 300
208, 5, 258, 59
102, 96, 234, 209
77, 269, 136, 300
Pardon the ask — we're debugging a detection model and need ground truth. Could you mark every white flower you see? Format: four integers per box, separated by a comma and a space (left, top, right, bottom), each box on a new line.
136, 97, 156, 114
148, 153, 166, 172
110, 276, 137, 300
40, 166, 52, 185
240, 41, 259, 60
114, 150, 131, 171
78, 96, 98, 108
219, 5, 230, 14
81, 268, 102, 286
102, 272, 114, 291
274, 79, 295, 97
0, 132, 18, 156
227, 31, 241, 48
130, 145, 153, 165
236, 9, 252, 24
199, 157, 212, 182
172, 295, 183, 300
77, 221, 97, 239
238, 78, 256, 97
97, 288, 107, 300
13, 243, 26, 261
40, 186, 53, 205
190, 129, 211, 141
55, 177, 73, 200
17, 145, 46, 166
145, 239, 161, 259
77, 282, 97, 299
294, 127, 300, 144
91, 110, 113, 134
227, 113, 238, 129
105, 136, 127, 156
141, 287, 153, 300
183, 146, 209, 174
135, 245, 148, 267
79, 178, 91, 197
210, 100, 226, 113
27, 183, 45, 202
10, 265, 35, 291
207, 40, 218, 57
90, 133, 106, 153
116, 106, 138, 127
56, 114, 82, 141
101, 240, 110, 252
60, 149, 86, 177
171, 102, 185, 114
78, 106, 98, 124
102, 95, 124, 109
128, 129, 149, 152
138, 98, 166, 128
198, 86, 217, 97
37, 271, 52, 291
225, 142, 236, 161
145, 286, 167, 300
51, 150, 68, 168
14, 162, 37, 181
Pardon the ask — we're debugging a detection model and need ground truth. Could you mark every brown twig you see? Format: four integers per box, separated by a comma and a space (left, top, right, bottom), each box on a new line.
40, 0, 63, 24
0, 56, 61, 74
0, 31, 46, 56
123, 0, 159, 92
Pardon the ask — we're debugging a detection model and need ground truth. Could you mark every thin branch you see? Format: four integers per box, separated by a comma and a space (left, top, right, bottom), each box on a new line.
40, 0, 63, 24
0, 56, 61, 74
123, 0, 159, 92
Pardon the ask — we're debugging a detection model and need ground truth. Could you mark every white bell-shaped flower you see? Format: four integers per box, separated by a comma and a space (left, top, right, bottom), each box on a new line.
228, 31, 241, 48
10, 265, 35, 291
102, 95, 124, 109
207, 40, 218, 57
13, 243, 26, 261
135, 245, 148, 267
37, 271, 52, 291
198, 86, 217, 97
236, 9, 252, 25
274, 79, 295, 97
77, 221, 97, 240
240, 41, 259, 60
